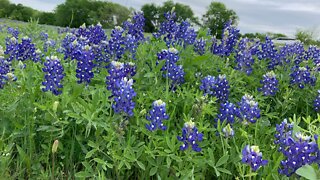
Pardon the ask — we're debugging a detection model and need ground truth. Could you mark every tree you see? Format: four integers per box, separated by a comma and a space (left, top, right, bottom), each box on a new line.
55, 0, 130, 28
202, 2, 238, 38
37, 12, 56, 25
0, 0, 10, 17
141, 4, 159, 33
295, 28, 320, 46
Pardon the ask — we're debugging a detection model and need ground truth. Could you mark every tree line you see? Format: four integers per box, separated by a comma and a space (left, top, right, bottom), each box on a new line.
0, 0, 296, 41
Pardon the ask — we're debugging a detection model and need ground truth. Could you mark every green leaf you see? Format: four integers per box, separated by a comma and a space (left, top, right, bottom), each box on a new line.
85, 149, 97, 159
144, 72, 155, 78
166, 156, 172, 168
216, 167, 232, 175
136, 161, 145, 170
149, 167, 158, 176
93, 158, 106, 165
296, 165, 317, 180
75, 171, 92, 178
216, 154, 229, 167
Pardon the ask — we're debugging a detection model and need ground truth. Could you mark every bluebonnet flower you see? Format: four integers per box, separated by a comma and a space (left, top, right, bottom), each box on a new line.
4, 37, 18, 62
211, 21, 240, 57
194, 38, 206, 55
175, 20, 197, 47
153, 11, 196, 48
199, 74, 230, 102
87, 23, 107, 45
222, 124, 235, 138
258, 71, 279, 96
112, 77, 136, 117
40, 32, 48, 41
7, 27, 19, 38
42, 56, 65, 95
0, 46, 11, 89
314, 90, 320, 112
278, 134, 319, 175
290, 66, 316, 89
278, 43, 304, 65
304, 45, 320, 64
158, 48, 185, 86
234, 38, 255, 75
61, 33, 77, 60
123, 12, 145, 42
274, 119, 294, 153
145, 100, 169, 131
242, 145, 268, 171
238, 94, 260, 124
153, 11, 178, 47
274, 119, 320, 176
124, 62, 137, 77
177, 120, 203, 152
16, 37, 40, 62
216, 101, 241, 125
256, 36, 279, 69
124, 34, 138, 60
76, 45, 95, 84
108, 26, 125, 60
43, 39, 56, 53
106, 61, 136, 94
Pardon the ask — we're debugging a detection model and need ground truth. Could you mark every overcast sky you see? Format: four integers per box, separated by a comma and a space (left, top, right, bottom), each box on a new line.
11, 0, 320, 37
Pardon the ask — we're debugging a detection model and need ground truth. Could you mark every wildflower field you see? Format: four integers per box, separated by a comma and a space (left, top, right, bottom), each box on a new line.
0, 12, 320, 179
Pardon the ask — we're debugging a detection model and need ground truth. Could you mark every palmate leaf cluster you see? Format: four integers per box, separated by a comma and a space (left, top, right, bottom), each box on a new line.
0, 13, 319, 180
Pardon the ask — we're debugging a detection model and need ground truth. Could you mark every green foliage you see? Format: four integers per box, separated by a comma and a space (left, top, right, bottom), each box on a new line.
0, 14, 320, 179
202, 2, 239, 38
242, 32, 287, 41
295, 28, 320, 46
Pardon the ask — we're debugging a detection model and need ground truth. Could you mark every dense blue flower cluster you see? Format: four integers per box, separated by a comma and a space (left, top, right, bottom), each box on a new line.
177, 120, 203, 152
199, 74, 230, 102
304, 45, 320, 64
242, 145, 268, 171
278, 43, 304, 65
108, 26, 126, 60
153, 11, 196, 48
314, 90, 320, 112
106, 61, 136, 94
123, 12, 145, 42
257, 36, 279, 69
42, 56, 65, 95
238, 94, 260, 124
234, 38, 255, 75
275, 119, 320, 176
4, 37, 18, 62
157, 48, 185, 86
194, 38, 206, 55
112, 77, 136, 117
216, 101, 241, 124
61, 33, 77, 60
16, 37, 40, 62
211, 21, 240, 57
175, 20, 197, 47
258, 71, 279, 96
0, 46, 11, 89
76, 45, 95, 84
145, 100, 169, 131
290, 66, 316, 89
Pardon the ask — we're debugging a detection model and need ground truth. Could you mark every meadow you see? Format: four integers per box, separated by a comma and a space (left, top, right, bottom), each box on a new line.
0, 12, 320, 179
